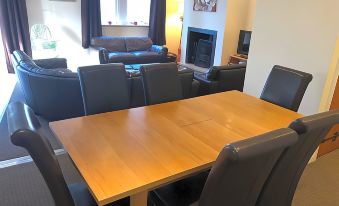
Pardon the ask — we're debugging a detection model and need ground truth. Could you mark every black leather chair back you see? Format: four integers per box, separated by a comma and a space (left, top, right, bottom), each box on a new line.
141, 63, 183, 105
78, 64, 130, 115
199, 128, 298, 206
260, 65, 313, 111
216, 65, 246, 92
257, 109, 339, 206
7, 102, 75, 206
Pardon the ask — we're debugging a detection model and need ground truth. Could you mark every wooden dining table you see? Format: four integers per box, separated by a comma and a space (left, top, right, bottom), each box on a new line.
50, 91, 302, 206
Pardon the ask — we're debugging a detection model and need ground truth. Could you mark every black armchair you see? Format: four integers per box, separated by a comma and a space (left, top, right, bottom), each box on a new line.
193, 63, 247, 95
11, 50, 84, 121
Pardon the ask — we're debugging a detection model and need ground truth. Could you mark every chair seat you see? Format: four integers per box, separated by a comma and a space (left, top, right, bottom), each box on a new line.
68, 182, 130, 206
150, 172, 208, 206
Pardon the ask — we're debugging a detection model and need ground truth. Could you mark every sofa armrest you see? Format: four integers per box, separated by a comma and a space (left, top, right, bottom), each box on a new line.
33, 58, 67, 69
96, 47, 109, 64
194, 73, 219, 95
150, 45, 168, 55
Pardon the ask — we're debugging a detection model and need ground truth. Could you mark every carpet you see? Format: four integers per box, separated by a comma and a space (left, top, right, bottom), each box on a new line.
0, 154, 82, 206
293, 150, 339, 206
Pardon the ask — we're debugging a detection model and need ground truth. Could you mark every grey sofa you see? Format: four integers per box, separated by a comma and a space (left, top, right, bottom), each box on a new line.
91, 36, 176, 65
12, 50, 198, 121
192, 64, 247, 95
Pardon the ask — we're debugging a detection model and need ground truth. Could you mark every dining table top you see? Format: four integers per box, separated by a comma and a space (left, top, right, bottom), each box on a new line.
50, 91, 302, 206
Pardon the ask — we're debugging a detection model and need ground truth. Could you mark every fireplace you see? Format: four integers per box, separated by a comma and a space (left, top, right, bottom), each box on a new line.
185, 27, 217, 68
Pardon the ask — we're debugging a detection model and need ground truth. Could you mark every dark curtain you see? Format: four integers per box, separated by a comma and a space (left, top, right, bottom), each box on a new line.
81, 0, 102, 48
148, 0, 166, 45
0, 0, 32, 73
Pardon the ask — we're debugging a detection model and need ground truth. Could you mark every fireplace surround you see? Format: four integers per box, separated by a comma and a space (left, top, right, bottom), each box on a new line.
185, 27, 217, 68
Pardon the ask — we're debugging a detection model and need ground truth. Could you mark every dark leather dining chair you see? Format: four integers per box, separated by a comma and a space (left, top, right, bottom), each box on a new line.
257, 109, 339, 206
140, 63, 183, 105
78, 64, 130, 115
260, 65, 313, 111
7, 102, 129, 206
149, 128, 298, 206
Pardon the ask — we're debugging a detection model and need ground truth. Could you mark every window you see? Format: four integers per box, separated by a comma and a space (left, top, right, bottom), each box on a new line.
101, 0, 151, 26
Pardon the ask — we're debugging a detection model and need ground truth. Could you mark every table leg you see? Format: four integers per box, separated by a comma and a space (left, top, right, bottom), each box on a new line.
130, 191, 148, 206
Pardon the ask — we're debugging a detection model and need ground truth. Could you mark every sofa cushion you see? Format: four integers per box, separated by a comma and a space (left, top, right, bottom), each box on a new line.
91, 36, 126, 52
108, 52, 135, 62
131, 51, 161, 57
125, 37, 153, 52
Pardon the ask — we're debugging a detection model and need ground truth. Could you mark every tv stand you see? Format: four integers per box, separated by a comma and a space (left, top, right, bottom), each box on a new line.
228, 54, 248, 65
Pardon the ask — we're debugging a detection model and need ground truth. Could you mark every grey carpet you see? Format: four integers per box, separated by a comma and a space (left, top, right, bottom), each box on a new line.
293, 150, 339, 206
0, 154, 82, 206
0, 83, 62, 161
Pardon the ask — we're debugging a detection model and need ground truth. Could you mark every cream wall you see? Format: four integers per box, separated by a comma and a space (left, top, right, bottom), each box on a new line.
221, 0, 256, 64
166, 0, 184, 55
319, 36, 339, 112
244, 0, 339, 115
246, 0, 256, 30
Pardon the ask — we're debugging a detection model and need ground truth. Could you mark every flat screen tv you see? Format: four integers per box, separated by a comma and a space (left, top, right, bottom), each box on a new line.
237, 30, 252, 56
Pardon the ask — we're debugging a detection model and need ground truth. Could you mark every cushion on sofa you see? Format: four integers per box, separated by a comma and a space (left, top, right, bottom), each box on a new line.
131, 51, 161, 57
91, 36, 127, 52
108, 52, 135, 62
125, 37, 153, 52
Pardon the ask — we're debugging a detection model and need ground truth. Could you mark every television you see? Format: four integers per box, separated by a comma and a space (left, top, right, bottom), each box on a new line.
237, 30, 252, 56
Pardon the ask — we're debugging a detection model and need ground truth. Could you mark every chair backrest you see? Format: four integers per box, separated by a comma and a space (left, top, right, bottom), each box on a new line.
7, 102, 75, 206
260, 65, 313, 111
199, 128, 298, 206
257, 109, 339, 206
141, 63, 183, 105
216, 64, 246, 92
78, 64, 130, 115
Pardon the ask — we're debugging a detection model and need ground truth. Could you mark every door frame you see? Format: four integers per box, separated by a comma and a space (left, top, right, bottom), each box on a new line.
314, 35, 339, 159
319, 35, 339, 112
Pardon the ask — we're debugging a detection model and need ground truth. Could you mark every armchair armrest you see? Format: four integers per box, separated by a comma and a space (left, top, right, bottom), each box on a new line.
33, 58, 67, 69
150, 45, 168, 55
191, 79, 200, 97
194, 73, 219, 95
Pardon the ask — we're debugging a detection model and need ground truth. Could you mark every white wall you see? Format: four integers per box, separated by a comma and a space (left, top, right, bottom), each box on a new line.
244, 0, 339, 115
181, 0, 228, 65
102, 26, 148, 37
0, 27, 7, 75
26, 0, 99, 71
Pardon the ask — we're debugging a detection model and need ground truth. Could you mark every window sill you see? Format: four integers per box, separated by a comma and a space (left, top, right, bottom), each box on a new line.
102, 25, 149, 28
